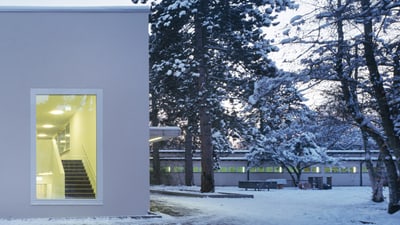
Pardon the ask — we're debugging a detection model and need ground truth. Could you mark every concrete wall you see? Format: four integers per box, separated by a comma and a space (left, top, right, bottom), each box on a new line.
0, 6, 149, 218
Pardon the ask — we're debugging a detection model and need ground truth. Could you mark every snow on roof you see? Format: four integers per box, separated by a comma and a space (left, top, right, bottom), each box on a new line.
0, 0, 149, 12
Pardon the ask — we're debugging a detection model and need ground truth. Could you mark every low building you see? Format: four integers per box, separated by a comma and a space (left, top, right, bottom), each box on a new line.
151, 149, 381, 187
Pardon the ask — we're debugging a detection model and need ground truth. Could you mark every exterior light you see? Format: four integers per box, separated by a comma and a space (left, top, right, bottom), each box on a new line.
149, 137, 163, 143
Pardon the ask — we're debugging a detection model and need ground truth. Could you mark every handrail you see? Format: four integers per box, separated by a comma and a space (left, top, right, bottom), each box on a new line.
81, 144, 96, 194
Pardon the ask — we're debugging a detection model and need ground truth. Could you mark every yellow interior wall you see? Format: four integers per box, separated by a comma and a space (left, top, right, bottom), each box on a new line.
63, 95, 97, 190
36, 139, 65, 199
36, 139, 53, 174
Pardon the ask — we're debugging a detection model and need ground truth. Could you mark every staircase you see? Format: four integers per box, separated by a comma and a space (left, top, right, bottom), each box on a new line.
62, 160, 95, 199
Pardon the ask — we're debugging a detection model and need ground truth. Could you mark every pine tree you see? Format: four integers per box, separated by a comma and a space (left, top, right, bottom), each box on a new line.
137, 0, 297, 192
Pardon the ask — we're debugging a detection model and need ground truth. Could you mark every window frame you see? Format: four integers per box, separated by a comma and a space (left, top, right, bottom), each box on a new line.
30, 89, 103, 205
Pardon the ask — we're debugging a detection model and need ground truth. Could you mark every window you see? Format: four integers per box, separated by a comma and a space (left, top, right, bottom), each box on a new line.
56, 123, 70, 154
274, 166, 283, 173
311, 167, 320, 173
172, 166, 184, 173
31, 89, 103, 205
331, 167, 340, 173
324, 167, 331, 173
193, 167, 201, 173
265, 167, 274, 173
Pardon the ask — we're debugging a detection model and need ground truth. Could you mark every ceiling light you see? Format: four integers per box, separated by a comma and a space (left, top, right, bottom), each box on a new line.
50, 109, 64, 115
38, 172, 53, 176
42, 124, 55, 128
37, 134, 47, 137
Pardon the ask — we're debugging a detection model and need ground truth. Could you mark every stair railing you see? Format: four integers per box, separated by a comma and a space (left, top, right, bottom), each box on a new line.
81, 144, 96, 194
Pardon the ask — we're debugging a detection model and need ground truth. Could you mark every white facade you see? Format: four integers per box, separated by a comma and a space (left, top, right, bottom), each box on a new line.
0, 2, 149, 218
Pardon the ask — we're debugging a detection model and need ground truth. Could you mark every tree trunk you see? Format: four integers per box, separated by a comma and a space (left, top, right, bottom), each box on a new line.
363, 131, 384, 202
361, 0, 400, 212
295, 169, 302, 188
365, 158, 384, 202
380, 145, 400, 214
151, 142, 162, 185
284, 164, 302, 188
365, 153, 384, 202
199, 110, 214, 193
361, 0, 400, 159
362, 124, 399, 213
283, 165, 298, 187
333, 0, 399, 212
195, 0, 214, 193
184, 129, 194, 186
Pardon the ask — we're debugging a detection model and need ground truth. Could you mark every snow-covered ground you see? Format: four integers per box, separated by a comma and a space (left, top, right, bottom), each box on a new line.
1, 186, 399, 225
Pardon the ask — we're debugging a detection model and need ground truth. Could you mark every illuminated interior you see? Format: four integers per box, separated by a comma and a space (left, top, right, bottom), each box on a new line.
36, 94, 97, 200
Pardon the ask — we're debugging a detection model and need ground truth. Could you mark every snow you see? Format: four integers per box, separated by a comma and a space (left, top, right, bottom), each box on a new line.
1, 186, 399, 225
290, 15, 304, 25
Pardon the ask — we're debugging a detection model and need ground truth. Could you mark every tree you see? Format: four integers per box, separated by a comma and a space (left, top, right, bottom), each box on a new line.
137, 0, 298, 192
246, 72, 335, 186
281, 0, 400, 213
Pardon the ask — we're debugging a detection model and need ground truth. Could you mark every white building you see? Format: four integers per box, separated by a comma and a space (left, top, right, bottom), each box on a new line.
0, 1, 149, 218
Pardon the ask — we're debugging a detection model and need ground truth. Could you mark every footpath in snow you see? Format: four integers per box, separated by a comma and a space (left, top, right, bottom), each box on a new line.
0, 186, 399, 225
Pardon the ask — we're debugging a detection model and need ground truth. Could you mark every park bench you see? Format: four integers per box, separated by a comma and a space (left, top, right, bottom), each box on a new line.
238, 180, 276, 191
266, 179, 287, 189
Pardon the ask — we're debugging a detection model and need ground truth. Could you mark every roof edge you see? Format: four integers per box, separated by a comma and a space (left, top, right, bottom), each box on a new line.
0, 5, 150, 13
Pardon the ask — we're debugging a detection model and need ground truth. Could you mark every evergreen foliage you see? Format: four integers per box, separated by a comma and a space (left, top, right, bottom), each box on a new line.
143, 0, 298, 192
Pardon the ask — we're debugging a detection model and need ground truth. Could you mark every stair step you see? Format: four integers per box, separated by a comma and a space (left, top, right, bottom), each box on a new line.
65, 193, 96, 198
65, 178, 90, 182
65, 177, 90, 181
63, 167, 85, 170
65, 173, 89, 176
66, 186, 92, 190
62, 159, 95, 199
65, 189, 93, 194
66, 183, 92, 187
65, 180, 90, 184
